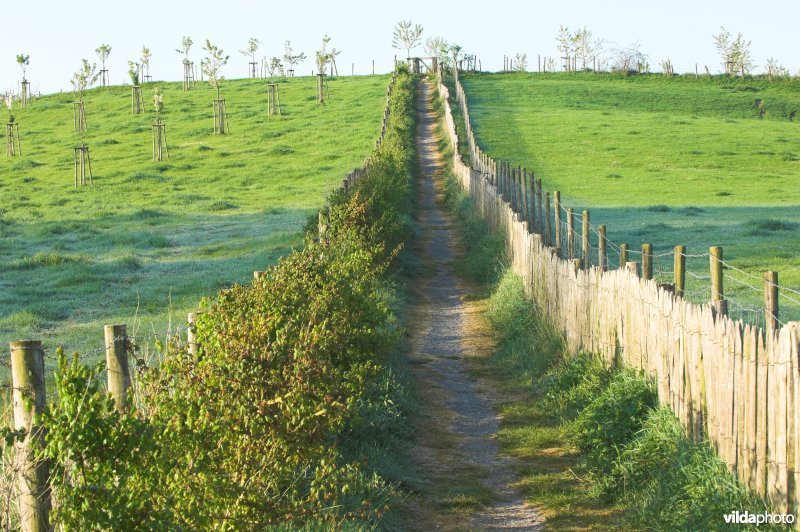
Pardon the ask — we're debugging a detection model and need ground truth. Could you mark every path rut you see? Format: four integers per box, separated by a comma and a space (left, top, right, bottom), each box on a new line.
408, 80, 543, 531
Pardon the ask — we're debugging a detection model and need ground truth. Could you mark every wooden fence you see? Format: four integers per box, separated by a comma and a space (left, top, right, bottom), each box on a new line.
436, 65, 800, 515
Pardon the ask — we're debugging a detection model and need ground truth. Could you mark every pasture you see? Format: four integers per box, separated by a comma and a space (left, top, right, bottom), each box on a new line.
459, 72, 800, 324
0, 74, 389, 354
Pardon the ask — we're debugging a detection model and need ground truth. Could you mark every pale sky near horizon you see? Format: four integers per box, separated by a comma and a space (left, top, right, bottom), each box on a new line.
1, 0, 798, 94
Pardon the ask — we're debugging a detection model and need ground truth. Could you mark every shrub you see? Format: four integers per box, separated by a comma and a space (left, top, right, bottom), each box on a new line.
570, 369, 657, 475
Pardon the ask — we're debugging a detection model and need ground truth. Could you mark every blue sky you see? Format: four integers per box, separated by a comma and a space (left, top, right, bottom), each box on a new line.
2, 0, 798, 94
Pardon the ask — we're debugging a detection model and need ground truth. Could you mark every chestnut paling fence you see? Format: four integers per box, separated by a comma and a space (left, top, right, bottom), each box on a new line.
436, 65, 800, 515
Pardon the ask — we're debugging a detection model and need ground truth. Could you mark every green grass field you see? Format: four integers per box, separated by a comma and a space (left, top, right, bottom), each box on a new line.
0, 74, 389, 356
459, 72, 800, 325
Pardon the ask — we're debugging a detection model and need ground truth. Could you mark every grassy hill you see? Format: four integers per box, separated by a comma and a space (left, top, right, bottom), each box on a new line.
0, 74, 389, 354
459, 72, 800, 325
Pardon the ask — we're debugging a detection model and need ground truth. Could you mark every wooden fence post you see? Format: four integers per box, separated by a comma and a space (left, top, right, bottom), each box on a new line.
545, 192, 552, 247
765, 271, 778, 332
187, 312, 201, 356
554, 191, 561, 256
104, 324, 130, 411
522, 171, 531, 224
536, 179, 544, 232
582, 210, 590, 269
529, 173, 537, 232
642, 243, 653, 280
567, 208, 575, 259
710, 246, 727, 316
10, 340, 51, 531
598, 224, 607, 271
619, 244, 628, 269
674, 245, 686, 298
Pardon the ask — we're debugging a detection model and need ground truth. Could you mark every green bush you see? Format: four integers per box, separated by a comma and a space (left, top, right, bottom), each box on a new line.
18, 67, 418, 529
570, 369, 657, 475
537, 352, 613, 420
609, 407, 775, 531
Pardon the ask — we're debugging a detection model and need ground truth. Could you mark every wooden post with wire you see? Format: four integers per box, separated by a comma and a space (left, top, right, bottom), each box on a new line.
582, 210, 590, 269
545, 192, 552, 247
598, 224, 607, 271
73, 145, 93, 187
554, 191, 561, 256
674, 246, 686, 297
6, 122, 21, 156
536, 179, 544, 232
710, 246, 727, 317
765, 271, 778, 332
567, 208, 575, 259
620, 244, 628, 269
642, 243, 653, 280
522, 170, 531, 224
10, 340, 51, 531
267, 83, 281, 115
104, 324, 130, 412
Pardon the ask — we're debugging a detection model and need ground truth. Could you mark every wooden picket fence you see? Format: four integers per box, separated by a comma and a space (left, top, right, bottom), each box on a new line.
436, 65, 800, 515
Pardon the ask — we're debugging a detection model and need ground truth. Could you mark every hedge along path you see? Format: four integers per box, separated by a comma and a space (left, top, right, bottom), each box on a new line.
437, 65, 800, 515
406, 79, 543, 530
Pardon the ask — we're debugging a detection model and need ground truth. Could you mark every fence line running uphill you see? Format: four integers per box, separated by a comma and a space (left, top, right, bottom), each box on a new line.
435, 65, 800, 515
1, 73, 398, 532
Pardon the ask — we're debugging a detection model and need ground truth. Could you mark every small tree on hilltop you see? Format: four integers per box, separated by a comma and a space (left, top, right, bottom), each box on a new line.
240, 37, 260, 77
128, 61, 141, 86
513, 53, 528, 72
392, 20, 423, 59
202, 39, 229, 99
713, 27, 753, 76
556, 26, 575, 70
202, 39, 229, 133
141, 45, 152, 81
315, 35, 341, 76
72, 59, 99, 105
129, 61, 142, 114
16, 54, 30, 81
177, 36, 193, 65
95, 44, 111, 86
573, 26, 604, 70
283, 41, 306, 76
424, 36, 449, 69
268, 57, 285, 78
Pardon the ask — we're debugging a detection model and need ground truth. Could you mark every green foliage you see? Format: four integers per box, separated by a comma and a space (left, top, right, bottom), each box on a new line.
486, 271, 563, 381
605, 407, 777, 530
40, 350, 168, 528
570, 369, 657, 475
17, 67, 417, 529
537, 352, 613, 420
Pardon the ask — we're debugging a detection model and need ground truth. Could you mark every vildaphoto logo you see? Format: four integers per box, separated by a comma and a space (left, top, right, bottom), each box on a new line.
723, 510, 795, 526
